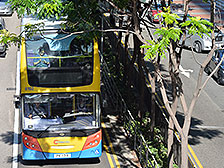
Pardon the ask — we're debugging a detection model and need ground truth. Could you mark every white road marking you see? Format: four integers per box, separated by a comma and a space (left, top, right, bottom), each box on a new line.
191, 125, 224, 129
12, 51, 20, 168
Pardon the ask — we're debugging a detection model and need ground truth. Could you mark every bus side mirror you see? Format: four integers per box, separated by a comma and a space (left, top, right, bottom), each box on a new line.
14, 95, 21, 109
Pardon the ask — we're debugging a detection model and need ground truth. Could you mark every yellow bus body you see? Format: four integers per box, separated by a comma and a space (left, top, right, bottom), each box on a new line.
20, 38, 100, 94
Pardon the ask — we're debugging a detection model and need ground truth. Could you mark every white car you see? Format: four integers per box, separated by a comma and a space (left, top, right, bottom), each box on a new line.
182, 20, 224, 53
184, 27, 224, 53
0, 0, 13, 16
0, 17, 6, 57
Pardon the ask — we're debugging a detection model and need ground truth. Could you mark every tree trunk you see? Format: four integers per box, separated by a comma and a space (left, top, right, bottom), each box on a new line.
168, 97, 178, 168
210, 0, 215, 47
137, 39, 144, 121
181, 133, 188, 168
123, 32, 130, 84
150, 77, 156, 131
168, 117, 174, 168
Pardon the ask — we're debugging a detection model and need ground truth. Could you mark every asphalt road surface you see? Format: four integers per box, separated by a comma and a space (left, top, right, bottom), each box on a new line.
180, 49, 224, 168
144, 21, 224, 167
0, 12, 20, 168
159, 47, 224, 168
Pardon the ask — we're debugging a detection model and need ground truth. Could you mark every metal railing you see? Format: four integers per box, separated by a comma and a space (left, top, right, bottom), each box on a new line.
100, 6, 200, 167
101, 56, 159, 168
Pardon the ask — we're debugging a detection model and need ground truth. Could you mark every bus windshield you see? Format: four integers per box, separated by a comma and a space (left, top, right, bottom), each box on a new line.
26, 31, 93, 87
22, 93, 100, 131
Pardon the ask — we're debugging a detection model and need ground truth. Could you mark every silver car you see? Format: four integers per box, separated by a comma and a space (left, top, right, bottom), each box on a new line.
184, 28, 224, 53
0, 0, 12, 16
0, 17, 6, 56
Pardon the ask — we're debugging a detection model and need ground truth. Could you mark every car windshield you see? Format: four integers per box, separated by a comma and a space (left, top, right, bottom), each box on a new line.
22, 93, 100, 131
26, 31, 94, 87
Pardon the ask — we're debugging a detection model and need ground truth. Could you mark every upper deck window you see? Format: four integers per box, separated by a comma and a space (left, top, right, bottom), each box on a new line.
26, 31, 94, 87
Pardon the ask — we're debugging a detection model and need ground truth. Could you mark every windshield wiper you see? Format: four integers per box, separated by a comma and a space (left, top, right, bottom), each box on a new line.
37, 123, 64, 138
63, 112, 92, 118
37, 125, 52, 138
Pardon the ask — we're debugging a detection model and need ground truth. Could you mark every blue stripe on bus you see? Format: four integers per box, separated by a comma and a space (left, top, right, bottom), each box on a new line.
79, 141, 102, 158
22, 144, 46, 160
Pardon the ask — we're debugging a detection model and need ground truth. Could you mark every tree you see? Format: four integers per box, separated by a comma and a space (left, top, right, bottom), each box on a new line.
0, 0, 101, 46
141, 3, 223, 168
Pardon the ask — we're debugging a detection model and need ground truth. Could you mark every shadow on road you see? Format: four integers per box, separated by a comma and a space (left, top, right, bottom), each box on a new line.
20, 157, 100, 166
0, 131, 15, 145
176, 112, 223, 146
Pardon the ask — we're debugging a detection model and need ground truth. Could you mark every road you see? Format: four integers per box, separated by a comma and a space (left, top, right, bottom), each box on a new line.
156, 42, 224, 167
180, 49, 224, 168
142, 14, 224, 166
0, 12, 20, 168
159, 46, 224, 168
0, 12, 139, 168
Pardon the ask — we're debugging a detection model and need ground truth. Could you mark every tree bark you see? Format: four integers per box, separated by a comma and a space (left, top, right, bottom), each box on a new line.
210, 0, 215, 47
181, 133, 188, 168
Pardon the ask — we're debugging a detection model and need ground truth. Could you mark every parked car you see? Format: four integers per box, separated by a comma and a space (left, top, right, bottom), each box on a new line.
148, 4, 162, 23
0, 0, 13, 16
180, 19, 224, 53
205, 48, 224, 84
0, 17, 6, 57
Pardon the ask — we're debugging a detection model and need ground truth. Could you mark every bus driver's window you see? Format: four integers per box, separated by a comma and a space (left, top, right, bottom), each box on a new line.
75, 94, 93, 113
73, 94, 95, 126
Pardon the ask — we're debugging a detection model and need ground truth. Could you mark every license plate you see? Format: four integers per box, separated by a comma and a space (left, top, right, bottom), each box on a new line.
54, 153, 71, 158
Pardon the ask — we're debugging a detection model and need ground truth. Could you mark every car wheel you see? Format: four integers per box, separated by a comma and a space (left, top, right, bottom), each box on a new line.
204, 64, 210, 74
193, 41, 202, 53
217, 77, 222, 85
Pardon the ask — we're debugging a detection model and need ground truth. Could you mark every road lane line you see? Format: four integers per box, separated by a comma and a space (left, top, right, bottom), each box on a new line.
103, 137, 115, 168
102, 122, 120, 168
12, 108, 19, 168
191, 125, 224, 129
188, 145, 203, 168
12, 51, 20, 168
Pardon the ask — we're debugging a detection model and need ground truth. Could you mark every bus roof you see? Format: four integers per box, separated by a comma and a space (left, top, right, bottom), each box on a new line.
21, 15, 66, 33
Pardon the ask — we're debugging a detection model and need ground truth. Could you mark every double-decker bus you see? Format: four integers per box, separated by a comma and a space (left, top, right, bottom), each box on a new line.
17, 16, 102, 160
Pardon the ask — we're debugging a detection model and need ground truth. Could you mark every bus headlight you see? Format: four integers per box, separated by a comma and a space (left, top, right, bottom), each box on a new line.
82, 130, 102, 151
22, 132, 42, 152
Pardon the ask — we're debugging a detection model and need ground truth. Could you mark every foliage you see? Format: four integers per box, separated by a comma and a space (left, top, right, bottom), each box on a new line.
1, 0, 103, 46
180, 17, 213, 37
0, 29, 21, 48
141, 8, 213, 61
111, 0, 130, 9
8, 0, 64, 19
8, 0, 100, 28
158, 7, 180, 25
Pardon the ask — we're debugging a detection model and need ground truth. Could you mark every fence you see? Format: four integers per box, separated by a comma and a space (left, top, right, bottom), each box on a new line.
101, 54, 159, 168
101, 12, 200, 167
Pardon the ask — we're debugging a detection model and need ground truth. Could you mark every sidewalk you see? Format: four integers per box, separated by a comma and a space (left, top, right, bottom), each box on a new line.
102, 107, 141, 168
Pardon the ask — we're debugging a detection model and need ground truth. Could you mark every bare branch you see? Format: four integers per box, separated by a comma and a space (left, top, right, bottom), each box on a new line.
201, 48, 223, 89
190, 45, 203, 66
104, 0, 126, 14
180, 93, 188, 115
